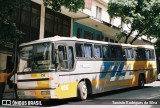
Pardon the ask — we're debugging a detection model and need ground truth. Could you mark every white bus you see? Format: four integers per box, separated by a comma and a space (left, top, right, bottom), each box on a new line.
17, 36, 157, 100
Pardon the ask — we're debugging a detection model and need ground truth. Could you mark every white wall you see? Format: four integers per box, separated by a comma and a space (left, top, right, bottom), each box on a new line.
91, 0, 110, 23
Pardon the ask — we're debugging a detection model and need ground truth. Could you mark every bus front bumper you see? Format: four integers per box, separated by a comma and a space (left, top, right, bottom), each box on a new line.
17, 89, 57, 99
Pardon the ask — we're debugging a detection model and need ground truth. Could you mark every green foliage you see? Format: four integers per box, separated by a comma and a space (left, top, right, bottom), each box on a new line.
0, 22, 24, 44
116, 32, 126, 40
108, 0, 160, 44
155, 39, 160, 57
0, 0, 84, 44
0, 0, 30, 44
43, 0, 85, 12
0, 0, 29, 21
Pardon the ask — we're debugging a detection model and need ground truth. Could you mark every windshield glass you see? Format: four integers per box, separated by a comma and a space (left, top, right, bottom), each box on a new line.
19, 43, 54, 72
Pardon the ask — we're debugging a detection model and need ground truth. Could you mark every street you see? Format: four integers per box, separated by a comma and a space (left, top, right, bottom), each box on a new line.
45, 81, 160, 108
1, 81, 160, 108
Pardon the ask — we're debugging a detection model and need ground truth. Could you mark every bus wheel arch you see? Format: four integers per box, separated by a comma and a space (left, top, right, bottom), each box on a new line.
138, 73, 145, 88
77, 79, 92, 100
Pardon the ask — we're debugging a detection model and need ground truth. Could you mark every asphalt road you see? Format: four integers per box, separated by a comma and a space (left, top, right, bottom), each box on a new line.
44, 81, 160, 108
1, 81, 160, 108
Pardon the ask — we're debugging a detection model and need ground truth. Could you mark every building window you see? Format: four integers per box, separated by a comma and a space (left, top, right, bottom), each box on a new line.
45, 8, 71, 38
13, 2, 41, 43
84, 30, 93, 40
96, 6, 102, 20
77, 28, 82, 38
105, 37, 109, 42
96, 34, 101, 41
110, 39, 114, 43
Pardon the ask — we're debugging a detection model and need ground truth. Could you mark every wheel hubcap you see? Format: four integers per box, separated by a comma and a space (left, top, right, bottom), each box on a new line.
82, 85, 87, 96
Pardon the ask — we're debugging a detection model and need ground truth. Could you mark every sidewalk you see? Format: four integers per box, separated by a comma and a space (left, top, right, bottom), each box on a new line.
3, 85, 15, 99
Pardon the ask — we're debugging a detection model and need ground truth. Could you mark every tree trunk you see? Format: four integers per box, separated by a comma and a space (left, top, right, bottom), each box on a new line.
130, 37, 138, 44
130, 35, 142, 44
124, 36, 129, 44
124, 29, 134, 44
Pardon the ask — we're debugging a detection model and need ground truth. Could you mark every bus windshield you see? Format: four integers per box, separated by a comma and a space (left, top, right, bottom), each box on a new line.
19, 43, 54, 72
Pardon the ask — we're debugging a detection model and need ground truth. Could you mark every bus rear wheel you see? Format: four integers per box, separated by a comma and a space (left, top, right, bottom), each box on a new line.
138, 75, 145, 89
77, 81, 88, 100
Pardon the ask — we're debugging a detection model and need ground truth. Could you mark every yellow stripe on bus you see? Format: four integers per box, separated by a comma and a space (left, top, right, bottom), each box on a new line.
37, 81, 50, 88
92, 78, 109, 85
31, 73, 49, 78
55, 82, 78, 99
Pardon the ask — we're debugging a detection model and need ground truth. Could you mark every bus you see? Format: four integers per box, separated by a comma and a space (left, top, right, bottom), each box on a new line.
17, 36, 157, 100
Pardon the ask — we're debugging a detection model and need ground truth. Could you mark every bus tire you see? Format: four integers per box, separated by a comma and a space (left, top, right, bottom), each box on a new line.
77, 81, 88, 100
138, 75, 145, 89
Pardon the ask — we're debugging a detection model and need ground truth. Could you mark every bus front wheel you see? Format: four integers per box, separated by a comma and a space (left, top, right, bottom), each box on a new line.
138, 75, 145, 88
77, 81, 88, 100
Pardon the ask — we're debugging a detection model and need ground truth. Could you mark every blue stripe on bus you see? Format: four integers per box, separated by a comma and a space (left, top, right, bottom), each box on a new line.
110, 65, 119, 77
116, 62, 125, 77
100, 62, 126, 79
100, 62, 114, 79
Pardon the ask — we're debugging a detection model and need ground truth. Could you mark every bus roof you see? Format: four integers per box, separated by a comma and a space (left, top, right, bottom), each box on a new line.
20, 35, 155, 49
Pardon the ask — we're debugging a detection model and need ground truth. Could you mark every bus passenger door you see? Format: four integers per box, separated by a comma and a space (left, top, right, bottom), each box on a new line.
55, 44, 70, 98
56, 45, 69, 70
55, 44, 76, 98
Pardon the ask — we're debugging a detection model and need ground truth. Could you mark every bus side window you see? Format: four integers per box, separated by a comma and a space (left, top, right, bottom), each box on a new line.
110, 46, 117, 58
84, 44, 92, 58
145, 50, 150, 60
110, 46, 123, 59
124, 48, 134, 60
94, 45, 102, 58
150, 50, 155, 60
122, 48, 126, 59
135, 48, 146, 60
102, 45, 109, 59
58, 45, 68, 70
129, 48, 134, 59
76, 43, 84, 57
69, 46, 74, 69
146, 49, 155, 60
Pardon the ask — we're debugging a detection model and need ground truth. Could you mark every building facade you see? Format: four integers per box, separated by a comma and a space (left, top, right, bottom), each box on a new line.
0, 0, 153, 70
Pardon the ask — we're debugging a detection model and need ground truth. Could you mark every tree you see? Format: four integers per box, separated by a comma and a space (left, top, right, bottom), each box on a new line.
0, 0, 29, 44
43, 0, 84, 12
108, 0, 160, 44
155, 38, 160, 57
0, 0, 85, 44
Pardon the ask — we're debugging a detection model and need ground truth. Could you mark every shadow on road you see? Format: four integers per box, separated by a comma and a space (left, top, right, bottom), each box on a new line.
88, 86, 153, 99
40, 86, 155, 106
